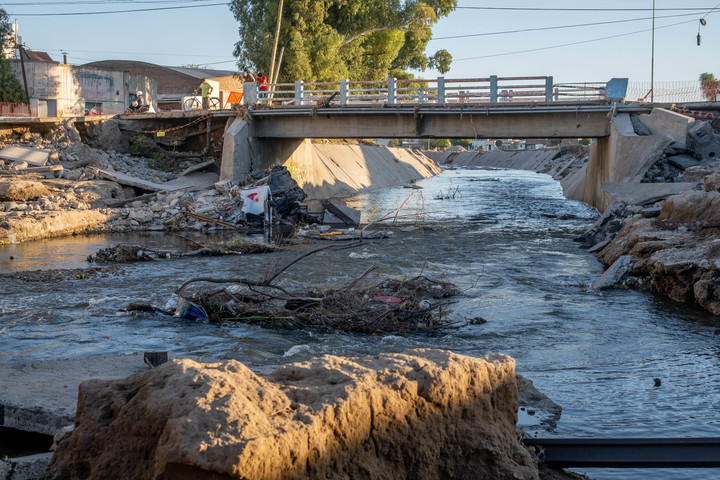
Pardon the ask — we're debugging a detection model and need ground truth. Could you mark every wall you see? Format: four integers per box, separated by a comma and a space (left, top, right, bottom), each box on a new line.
11, 61, 156, 116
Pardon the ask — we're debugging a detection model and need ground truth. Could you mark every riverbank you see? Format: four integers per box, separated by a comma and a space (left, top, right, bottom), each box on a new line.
0, 122, 439, 246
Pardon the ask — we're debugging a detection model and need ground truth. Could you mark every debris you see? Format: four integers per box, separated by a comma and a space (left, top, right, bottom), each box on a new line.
183, 212, 237, 230
321, 200, 361, 226
0, 165, 63, 176
591, 255, 633, 290
143, 352, 168, 368
373, 293, 403, 304
0, 145, 51, 166
174, 296, 209, 323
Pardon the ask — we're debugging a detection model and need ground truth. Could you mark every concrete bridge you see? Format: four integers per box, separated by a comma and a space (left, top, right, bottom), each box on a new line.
222, 75, 698, 212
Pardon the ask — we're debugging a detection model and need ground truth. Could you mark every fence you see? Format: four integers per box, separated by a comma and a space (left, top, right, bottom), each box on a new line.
0, 102, 34, 117
626, 80, 719, 103
259, 76, 611, 106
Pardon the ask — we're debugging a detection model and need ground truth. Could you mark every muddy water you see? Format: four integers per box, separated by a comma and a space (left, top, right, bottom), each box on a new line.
2, 168, 719, 479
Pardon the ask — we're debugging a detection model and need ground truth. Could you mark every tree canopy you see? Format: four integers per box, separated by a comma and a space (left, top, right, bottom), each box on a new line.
0, 9, 25, 103
230, 0, 455, 83
699, 72, 718, 102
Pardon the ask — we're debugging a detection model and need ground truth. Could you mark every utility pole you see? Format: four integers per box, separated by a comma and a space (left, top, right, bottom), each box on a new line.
17, 43, 32, 116
268, 0, 284, 88
650, 0, 655, 102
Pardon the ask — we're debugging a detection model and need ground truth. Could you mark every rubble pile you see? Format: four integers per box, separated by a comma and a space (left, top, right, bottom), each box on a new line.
584, 117, 720, 315
0, 122, 309, 244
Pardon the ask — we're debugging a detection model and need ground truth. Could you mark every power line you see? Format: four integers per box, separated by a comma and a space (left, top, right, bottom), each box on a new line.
431, 11, 708, 41
455, 6, 716, 12
2, 0, 215, 4
453, 18, 698, 62
40, 47, 232, 58
9, 2, 228, 16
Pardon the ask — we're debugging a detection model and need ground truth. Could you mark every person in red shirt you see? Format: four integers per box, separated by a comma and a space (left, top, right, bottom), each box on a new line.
256, 72, 269, 99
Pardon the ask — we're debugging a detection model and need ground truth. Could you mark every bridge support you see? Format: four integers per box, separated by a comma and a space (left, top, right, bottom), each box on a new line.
565, 110, 689, 212
221, 117, 312, 182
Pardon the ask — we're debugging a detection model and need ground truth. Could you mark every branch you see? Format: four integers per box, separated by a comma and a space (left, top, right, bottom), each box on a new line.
340, 25, 408, 47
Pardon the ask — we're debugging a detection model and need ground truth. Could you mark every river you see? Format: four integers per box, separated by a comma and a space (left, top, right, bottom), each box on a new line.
1, 167, 719, 479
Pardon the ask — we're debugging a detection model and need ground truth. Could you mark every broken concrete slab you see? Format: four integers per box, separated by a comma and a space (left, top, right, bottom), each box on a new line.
0, 453, 53, 480
592, 254, 633, 290
96, 168, 219, 192
602, 182, 702, 206
179, 160, 215, 176
688, 121, 720, 161
0, 353, 149, 435
0, 146, 51, 167
322, 201, 361, 226
636, 108, 694, 149
587, 239, 611, 253
667, 154, 700, 171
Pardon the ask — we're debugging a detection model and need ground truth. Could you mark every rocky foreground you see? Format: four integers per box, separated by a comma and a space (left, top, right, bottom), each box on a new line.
44, 349, 582, 480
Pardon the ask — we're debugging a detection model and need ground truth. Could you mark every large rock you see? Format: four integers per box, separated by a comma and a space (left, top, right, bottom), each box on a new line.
45, 350, 539, 480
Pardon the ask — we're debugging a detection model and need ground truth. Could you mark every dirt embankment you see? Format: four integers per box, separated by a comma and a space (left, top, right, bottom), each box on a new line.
578, 116, 720, 315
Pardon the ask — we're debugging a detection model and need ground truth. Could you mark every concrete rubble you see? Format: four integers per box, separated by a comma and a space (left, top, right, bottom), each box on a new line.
578, 114, 720, 315
0, 122, 310, 245
42, 349, 583, 480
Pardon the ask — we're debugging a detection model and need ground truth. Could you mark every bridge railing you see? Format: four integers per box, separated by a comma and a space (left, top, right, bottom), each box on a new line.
248, 76, 624, 106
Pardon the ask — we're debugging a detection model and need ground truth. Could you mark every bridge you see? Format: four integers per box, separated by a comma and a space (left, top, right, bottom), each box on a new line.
218, 74, 693, 212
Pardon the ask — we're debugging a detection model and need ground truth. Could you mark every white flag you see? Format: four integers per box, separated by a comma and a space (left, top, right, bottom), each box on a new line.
240, 185, 270, 216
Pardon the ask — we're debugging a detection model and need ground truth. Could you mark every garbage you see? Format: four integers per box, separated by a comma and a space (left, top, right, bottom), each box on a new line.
373, 293, 403, 304
174, 296, 209, 323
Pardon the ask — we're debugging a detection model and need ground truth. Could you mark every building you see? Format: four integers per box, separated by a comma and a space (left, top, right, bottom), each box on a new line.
10, 53, 156, 117
81, 61, 244, 110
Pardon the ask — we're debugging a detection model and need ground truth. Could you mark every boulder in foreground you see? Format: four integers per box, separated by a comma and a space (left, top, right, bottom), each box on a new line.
46, 349, 539, 480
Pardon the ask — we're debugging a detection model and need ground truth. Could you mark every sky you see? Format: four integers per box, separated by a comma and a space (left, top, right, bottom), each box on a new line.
3, 0, 720, 86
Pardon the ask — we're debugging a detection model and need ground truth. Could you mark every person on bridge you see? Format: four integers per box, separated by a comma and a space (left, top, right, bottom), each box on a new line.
195, 79, 214, 109
256, 72, 269, 99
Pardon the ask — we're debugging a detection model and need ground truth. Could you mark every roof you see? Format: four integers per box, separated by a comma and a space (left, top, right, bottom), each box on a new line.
164, 66, 240, 79
24, 49, 53, 62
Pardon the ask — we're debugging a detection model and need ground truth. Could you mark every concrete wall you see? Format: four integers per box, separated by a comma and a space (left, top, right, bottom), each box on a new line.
572, 113, 673, 211
220, 118, 440, 199
636, 108, 694, 149
12, 61, 156, 116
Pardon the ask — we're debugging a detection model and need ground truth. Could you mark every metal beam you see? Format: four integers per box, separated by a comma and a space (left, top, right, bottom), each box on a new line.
524, 437, 720, 468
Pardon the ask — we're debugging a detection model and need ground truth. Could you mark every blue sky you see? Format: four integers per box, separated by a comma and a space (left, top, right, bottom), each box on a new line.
5, 0, 720, 84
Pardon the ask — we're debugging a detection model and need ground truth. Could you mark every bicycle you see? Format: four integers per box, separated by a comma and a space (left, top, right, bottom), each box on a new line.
183, 95, 221, 110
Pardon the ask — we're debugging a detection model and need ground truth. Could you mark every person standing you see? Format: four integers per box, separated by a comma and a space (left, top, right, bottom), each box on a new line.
196, 78, 214, 109
256, 72, 269, 99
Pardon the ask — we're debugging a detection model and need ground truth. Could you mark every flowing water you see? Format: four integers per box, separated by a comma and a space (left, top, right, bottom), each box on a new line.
1, 168, 719, 479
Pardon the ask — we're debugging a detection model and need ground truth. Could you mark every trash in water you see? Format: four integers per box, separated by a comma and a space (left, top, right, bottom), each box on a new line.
373, 293, 403, 305
175, 296, 209, 322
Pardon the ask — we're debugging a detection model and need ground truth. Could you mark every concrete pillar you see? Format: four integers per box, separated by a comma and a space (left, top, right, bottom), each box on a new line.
577, 113, 674, 212
220, 117, 257, 182
340, 79, 347, 105
437, 77, 445, 104
294, 81, 303, 105
490, 75, 498, 103
545, 76, 553, 102
388, 78, 396, 104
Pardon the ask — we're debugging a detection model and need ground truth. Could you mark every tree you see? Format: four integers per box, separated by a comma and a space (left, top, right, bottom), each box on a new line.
388, 138, 402, 147
428, 138, 450, 149
450, 138, 472, 148
0, 9, 25, 103
699, 72, 719, 102
229, 0, 456, 83
494, 139, 503, 147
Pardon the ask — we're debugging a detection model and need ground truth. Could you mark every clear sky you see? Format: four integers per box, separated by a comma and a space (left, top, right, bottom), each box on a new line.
4, 0, 720, 85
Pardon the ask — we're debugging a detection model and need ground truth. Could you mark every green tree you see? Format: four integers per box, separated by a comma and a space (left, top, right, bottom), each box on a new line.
494, 139, 503, 147
428, 138, 450, 149
230, 0, 456, 83
0, 9, 25, 103
388, 138, 402, 147
451, 138, 472, 148
699, 72, 718, 101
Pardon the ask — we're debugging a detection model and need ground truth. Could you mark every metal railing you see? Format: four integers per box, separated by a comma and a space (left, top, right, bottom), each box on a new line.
250, 76, 617, 106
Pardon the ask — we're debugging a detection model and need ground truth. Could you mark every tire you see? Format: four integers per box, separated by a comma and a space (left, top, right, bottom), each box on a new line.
209, 97, 221, 109
184, 97, 199, 110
